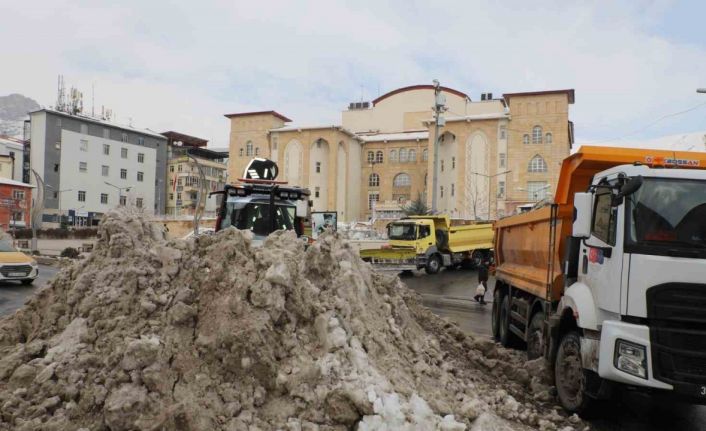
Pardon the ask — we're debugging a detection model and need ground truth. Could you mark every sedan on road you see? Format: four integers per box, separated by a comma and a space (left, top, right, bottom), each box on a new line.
0, 238, 38, 285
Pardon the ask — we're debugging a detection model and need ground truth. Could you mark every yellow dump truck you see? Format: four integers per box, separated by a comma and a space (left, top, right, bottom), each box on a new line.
359, 216, 494, 274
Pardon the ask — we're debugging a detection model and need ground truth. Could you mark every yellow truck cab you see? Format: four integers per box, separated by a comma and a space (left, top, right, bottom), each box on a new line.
360, 215, 493, 274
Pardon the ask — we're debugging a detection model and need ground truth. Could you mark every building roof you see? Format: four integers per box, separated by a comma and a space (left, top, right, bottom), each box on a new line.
269, 124, 359, 138
224, 110, 292, 122
358, 131, 429, 142
162, 131, 209, 147
502, 89, 575, 104
29, 108, 168, 139
0, 178, 34, 188
372, 85, 469, 106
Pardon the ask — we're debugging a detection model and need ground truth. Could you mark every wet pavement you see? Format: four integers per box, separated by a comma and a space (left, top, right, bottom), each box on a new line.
401, 267, 706, 431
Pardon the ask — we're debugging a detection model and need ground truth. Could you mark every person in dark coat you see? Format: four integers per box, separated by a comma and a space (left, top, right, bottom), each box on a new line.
474, 260, 489, 304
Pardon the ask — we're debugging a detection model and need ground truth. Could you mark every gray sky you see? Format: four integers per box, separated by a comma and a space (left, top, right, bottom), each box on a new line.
2, 0, 705, 148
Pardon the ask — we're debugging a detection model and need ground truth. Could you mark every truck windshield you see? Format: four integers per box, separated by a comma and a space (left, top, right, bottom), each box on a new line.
221, 201, 296, 236
388, 223, 417, 240
626, 178, 706, 252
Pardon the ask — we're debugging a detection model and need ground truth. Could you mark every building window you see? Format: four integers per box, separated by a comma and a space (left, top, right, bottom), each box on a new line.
103, 144, 110, 155
12, 190, 24, 200
239, 148, 244, 157
409, 149, 416, 162
315, 161, 321, 173
440, 160, 444, 172
246, 141, 254, 156
119, 195, 127, 206
80, 139, 88, 151
527, 181, 549, 201
523, 134, 530, 145
138, 153, 144, 163
137, 171, 144, 182
177, 192, 182, 201
375, 150, 383, 164
169, 193, 174, 201
121, 148, 128, 158
367, 151, 375, 164
255, 147, 260, 156
178, 178, 183, 186
545, 133, 553, 144
137, 137, 144, 146
532, 126, 543, 144
399, 148, 408, 163
368, 192, 380, 210
80, 124, 88, 134
314, 187, 320, 198
101, 193, 108, 204
178, 164, 182, 172
422, 149, 428, 161
101, 165, 109, 176
393, 173, 411, 187
55, 141, 61, 150
103, 128, 110, 139
528, 155, 548, 172
452, 157, 455, 169
498, 181, 505, 198
169, 165, 174, 172
120, 169, 127, 179
451, 183, 455, 196
592, 189, 617, 245
78, 191, 86, 202
272, 135, 278, 150
79, 161, 87, 172
53, 191, 58, 199
54, 164, 59, 172
390, 149, 398, 163
136, 198, 143, 208
368, 173, 380, 187
56, 118, 62, 127
121, 133, 128, 143
500, 126, 507, 139
499, 153, 507, 169
440, 186, 444, 198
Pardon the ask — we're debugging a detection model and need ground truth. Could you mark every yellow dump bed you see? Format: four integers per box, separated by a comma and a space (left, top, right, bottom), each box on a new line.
447, 223, 494, 253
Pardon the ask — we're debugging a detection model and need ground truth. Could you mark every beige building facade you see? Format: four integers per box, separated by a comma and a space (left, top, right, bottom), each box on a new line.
225, 85, 574, 222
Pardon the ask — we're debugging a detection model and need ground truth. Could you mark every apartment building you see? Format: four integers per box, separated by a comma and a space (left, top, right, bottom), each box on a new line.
0, 136, 25, 182
0, 178, 33, 230
28, 109, 167, 226
226, 85, 574, 222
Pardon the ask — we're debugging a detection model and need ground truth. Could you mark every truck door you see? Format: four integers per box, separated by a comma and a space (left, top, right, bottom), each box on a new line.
580, 182, 625, 316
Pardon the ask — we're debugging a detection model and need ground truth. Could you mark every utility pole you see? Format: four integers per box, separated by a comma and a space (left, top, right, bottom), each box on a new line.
431, 79, 446, 213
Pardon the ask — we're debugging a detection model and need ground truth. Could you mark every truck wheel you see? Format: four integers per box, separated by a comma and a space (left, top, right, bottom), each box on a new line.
499, 295, 520, 347
491, 289, 502, 340
555, 331, 593, 415
425, 254, 442, 274
527, 311, 545, 360
471, 250, 484, 267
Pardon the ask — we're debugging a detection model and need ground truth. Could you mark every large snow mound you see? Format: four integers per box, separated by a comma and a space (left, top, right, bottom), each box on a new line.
0, 209, 585, 430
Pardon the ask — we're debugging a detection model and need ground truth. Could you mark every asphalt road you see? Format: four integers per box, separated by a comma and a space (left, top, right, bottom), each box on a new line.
401, 267, 706, 431
0, 264, 60, 317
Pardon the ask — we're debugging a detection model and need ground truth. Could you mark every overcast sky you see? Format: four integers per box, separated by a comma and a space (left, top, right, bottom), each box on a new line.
2, 0, 705, 148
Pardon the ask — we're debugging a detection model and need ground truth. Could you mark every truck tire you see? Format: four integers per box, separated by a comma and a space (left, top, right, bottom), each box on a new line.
555, 331, 593, 416
425, 254, 442, 274
491, 289, 502, 340
499, 295, 520, 347
527, 311, 545, 360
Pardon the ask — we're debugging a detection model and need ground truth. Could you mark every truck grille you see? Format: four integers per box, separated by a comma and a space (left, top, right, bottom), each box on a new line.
0, 264, 32, 278
647, 283, 706, 384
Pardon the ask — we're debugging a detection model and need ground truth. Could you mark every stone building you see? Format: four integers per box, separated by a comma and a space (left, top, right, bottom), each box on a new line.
225, 85, 574, 222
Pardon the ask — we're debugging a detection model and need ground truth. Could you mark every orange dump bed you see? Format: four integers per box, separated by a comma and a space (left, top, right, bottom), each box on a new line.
494, 146, 706, 301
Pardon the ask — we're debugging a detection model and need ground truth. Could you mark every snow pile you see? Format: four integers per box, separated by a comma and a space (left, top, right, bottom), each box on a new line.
0, 209, 585, 430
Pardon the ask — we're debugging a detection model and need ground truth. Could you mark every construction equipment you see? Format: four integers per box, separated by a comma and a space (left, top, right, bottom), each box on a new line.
360, 215, 493, 274
492, 146, 706, 415
212, 159, 311, 240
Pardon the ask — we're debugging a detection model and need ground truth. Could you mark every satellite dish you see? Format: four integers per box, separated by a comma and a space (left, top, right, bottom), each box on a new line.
243, 158, 279, 180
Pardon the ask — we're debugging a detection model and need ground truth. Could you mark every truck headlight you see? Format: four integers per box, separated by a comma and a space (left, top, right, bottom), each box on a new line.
614, 339, 647, 379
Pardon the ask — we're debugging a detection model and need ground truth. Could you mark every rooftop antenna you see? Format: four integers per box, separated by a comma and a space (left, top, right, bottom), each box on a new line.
56, 75, 66, 113
91, 82, 95, 117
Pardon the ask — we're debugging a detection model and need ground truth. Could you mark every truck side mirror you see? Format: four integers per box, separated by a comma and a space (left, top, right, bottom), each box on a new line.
573, 192, 592, 238
611, 175, 643, 207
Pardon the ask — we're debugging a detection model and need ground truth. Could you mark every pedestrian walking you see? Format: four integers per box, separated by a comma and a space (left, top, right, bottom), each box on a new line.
474, 260, 489, 304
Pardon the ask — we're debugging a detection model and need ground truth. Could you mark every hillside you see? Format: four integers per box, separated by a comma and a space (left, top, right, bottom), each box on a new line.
0, 93, 40, 138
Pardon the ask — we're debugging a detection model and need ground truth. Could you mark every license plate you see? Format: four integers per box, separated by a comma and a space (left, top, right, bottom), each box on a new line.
9, 272, 25, 277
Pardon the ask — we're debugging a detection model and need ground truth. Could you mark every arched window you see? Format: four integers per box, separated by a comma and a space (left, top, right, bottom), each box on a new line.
255, 147, 260, 156
246, 141, 254, 156
532, 126, 543, 144
375, 150, 383, 164
523, 134, 530, 145
545, 132, 553, 144
368, 173, 380, 187
408, 149, 416, 162
367, 151, 375, 164
390, 149, 398, 163
393, 173, 411, 187
239, 148, 244, 157
528, 155, 548, 172
422, 149, 428, 161
399, 148, 408, 163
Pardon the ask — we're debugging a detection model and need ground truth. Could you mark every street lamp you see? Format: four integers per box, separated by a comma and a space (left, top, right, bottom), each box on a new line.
469, 170, 511, 220
46, 185, 72, 226
104, 182, 132, 206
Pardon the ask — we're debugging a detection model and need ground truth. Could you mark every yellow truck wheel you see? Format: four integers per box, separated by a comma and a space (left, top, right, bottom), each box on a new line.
425, 254, 442, 274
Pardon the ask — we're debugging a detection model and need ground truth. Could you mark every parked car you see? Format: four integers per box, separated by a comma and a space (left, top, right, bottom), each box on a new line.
0, 238, 38, 285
